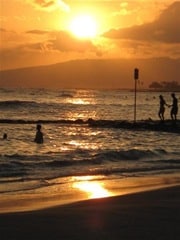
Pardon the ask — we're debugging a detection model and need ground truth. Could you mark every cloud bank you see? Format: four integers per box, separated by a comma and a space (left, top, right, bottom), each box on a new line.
104, 2, 180, 43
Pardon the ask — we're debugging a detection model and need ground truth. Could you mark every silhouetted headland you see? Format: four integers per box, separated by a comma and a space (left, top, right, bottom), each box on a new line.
0, 118, 179, 134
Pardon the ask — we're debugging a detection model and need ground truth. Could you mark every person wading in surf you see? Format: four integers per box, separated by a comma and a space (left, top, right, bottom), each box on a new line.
34, 124, 44, 144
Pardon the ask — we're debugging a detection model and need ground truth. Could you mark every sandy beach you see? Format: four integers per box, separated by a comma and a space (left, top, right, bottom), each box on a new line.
0, 185, 179, 240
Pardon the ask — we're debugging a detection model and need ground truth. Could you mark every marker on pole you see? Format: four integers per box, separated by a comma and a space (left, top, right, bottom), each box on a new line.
134, 68, 139, 123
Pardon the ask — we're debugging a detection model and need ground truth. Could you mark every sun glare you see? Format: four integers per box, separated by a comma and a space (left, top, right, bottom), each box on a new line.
69, 14, 98, 39
73, 180, 110, 199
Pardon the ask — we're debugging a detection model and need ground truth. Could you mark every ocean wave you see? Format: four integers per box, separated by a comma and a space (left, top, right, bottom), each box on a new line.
93, 149, 160, 161
3, 147, 179, 160
58, 93, 74, 98
0, 100, 38, 108
0, 100, 64, 109
0, 148, 177, 167
0, 146, 179, 182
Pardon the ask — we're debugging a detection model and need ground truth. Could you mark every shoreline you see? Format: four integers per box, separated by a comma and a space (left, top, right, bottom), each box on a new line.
0, 185, 179, 240
1, 173, 180, 214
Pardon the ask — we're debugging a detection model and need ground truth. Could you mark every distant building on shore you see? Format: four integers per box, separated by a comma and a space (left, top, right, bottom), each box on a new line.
149, 81, 180, 91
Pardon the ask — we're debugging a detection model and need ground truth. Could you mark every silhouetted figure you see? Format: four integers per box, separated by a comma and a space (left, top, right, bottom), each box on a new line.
3, 133, 7, 140
34, 124, 43, 144
170, 93, 178, 122
158, 95, 168, 121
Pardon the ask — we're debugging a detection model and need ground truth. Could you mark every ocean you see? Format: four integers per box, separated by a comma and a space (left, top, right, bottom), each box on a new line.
0, 88, 180, 212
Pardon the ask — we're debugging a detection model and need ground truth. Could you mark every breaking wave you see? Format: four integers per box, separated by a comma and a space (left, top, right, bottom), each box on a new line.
0, 148, 179, 179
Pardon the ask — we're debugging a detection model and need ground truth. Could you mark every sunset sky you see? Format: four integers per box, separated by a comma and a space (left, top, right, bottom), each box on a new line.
1, 0, 179, 72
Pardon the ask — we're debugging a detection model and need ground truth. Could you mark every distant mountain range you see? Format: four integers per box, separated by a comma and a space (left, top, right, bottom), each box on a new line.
0, 58, 179, 89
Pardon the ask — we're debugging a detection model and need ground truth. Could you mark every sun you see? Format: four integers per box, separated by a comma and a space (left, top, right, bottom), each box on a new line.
69, 14, 98, 39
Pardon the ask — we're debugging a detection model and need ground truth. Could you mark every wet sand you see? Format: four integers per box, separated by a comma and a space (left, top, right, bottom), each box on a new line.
0, 185, 179, 240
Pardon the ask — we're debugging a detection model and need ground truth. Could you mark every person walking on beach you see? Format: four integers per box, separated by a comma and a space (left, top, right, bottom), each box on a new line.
170, 93, 178, 122
158, 95, 168, 122
34, 124, 43, 144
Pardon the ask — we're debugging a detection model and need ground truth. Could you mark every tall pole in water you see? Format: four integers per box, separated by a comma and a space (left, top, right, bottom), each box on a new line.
134, 68, 139, 123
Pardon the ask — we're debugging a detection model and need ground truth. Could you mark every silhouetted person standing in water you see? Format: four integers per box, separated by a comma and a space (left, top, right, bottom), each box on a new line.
170, 93, 178, 122
3, 133, 7, 140
158, 95, 168, 122
34, 124, 43, 144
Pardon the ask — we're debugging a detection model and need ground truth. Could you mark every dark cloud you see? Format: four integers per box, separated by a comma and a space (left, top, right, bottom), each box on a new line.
26, 29, 49, 34
103, 2, 180, 43
0, 28, 15, 34
0, 28, 7, 32
29, 0, 70, 12
34, 0, 60, 8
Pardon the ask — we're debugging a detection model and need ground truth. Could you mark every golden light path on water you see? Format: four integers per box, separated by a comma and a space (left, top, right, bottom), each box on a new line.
64, 96, 97, 120
72, 176, 112, 199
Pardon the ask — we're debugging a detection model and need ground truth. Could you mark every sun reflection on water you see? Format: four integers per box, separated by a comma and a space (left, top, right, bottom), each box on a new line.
72, 176, 112, 199
66, 98, 90, 105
